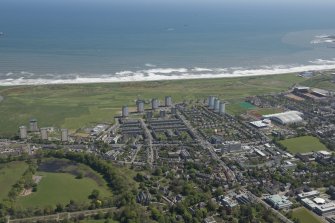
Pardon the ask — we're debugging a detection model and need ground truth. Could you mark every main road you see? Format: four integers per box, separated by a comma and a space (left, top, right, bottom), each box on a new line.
140, 119, 154, 166
176, 111, 236, 182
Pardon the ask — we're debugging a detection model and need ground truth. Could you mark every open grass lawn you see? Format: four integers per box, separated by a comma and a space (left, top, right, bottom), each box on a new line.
255, 107, 283, 115
227, 101, 257, 115
292, 208, 324, 223
16, 172, 112, 208
0, 161, 28, 200
0, 73, 305, 136
279, 136, 328, 154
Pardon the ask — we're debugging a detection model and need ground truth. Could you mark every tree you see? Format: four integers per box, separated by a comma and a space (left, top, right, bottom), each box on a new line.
89, 189, 100, 200
206, 200, 218, 212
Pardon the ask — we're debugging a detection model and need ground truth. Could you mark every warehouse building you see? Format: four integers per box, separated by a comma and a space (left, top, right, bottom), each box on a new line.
263, 111, 303, 125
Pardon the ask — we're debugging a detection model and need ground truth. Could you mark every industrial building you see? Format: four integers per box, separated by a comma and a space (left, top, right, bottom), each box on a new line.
19, 126, 27, 139
265, 195, 293, 209
250, 119, 271, 128
136, 100, 145, 113
40, 128, 48, 140
61, 129, 68, 142
297, 190, 320, 200
301, 197, 335, 216
263, 111, 303, 125
29, 118, 38, 132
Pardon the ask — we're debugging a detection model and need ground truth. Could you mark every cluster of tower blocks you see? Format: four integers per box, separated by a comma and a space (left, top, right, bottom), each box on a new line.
19, 119, 68, 142
207, 96, 226, 114
121, 96, 173, 117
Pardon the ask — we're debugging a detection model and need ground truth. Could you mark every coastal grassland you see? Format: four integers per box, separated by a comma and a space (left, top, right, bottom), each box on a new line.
279, 136, 328, 154
302, 71, 335, 90
0, 73, 316, 136
292, 207, 324, 223
0, 161, 28, 200
16, 171, 112, 208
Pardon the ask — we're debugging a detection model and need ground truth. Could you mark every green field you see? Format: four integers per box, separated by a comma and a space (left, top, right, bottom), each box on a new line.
16, 171, 111, 208
255, 107, 283, 115
239, 102, 256, 109
0, 161, 28, 200
0, 72, 334, 136
292, 208, 324, 223
279, 136, 328, 154
0, 73, 305, 136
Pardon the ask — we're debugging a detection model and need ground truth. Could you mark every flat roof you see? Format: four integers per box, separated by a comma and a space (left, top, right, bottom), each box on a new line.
298, 190, 320, 198
313, 198, 326, 204
250, 120, 268, 128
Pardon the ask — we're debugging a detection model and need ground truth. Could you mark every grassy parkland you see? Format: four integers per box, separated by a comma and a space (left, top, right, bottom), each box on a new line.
0, 161, 28, 200
292, 207, 324, 223
17, 172, 111, 208
15, 158, 112, 209
0, 156, 135, 210
279, 136, 328, 154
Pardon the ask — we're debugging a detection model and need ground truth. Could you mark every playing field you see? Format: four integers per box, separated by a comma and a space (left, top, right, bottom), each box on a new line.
279, 136, 328, 154
16, 171, 112, 208
292, 208, 323, 223
0, 161, 28, 200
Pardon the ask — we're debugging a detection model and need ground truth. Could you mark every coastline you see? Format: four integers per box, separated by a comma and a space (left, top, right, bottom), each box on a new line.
0, 70, 333, 136
1, 63, 335, 87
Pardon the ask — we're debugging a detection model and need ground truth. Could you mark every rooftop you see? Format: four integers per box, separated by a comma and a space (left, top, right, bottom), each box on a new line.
263, 111, 303, 125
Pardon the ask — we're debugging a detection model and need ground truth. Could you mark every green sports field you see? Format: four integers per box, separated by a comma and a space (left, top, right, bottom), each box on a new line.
0, 161, 28, 200
16, 171, 111, 208
292, 208, 323, 223
279, 136, 328, 154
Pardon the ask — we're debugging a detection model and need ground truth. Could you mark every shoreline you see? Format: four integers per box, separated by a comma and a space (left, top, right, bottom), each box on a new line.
1, 65, 335, 87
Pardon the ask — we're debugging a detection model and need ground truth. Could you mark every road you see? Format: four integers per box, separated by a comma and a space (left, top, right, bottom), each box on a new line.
130, 145, 142, 163
8, 207, 116, 223
139, 119, 154, 166
177, 111, 236, 182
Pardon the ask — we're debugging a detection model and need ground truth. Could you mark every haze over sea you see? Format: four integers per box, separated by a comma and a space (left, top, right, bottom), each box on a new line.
0, 0, 335, 86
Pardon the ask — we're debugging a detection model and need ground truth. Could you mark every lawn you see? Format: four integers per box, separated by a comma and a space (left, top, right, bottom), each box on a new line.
279, 136, 328, 154
16, 172, 112, 208
292, 207, 324, 223
255, 107, 283, 115
0, 72, 317, 136
0, 161, 28, 200
227, 101, 257, 115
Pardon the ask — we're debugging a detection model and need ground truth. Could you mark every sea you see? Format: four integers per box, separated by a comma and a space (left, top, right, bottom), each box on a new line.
0, 0, 335, 86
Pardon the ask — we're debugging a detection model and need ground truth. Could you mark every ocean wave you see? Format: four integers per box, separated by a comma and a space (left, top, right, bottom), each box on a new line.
1, 61, 335, 86
309, 58, 335, 65
192, 67, 213, 72
145, 63, 157, 67
311, 34, 335, 44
